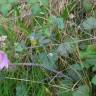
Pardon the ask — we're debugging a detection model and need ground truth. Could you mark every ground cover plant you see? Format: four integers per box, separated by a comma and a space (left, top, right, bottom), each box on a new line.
0, 0, 96, 96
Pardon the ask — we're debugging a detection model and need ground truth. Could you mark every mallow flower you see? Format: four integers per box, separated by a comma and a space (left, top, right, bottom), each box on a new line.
0, 51, 9, 70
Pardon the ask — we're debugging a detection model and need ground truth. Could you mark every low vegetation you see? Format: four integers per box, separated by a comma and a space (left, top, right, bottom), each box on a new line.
0, 0, 96, 96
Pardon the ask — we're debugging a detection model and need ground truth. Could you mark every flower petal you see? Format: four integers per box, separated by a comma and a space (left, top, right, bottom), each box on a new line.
0, 51, 9, 70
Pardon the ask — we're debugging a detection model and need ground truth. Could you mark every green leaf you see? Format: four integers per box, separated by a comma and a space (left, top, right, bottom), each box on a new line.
79, 43, 87, 50
59, 90, 72, 96
39, 37, 51, 45
66, 69, 80, 81
62, 6, 69, 19
73, 85, 90, 96
40, 26, 51, 37
16, 84, 28, 96
8, 0, 16, 3
39, 0, 48, 6
28, 0, 38, 4
0, 4, 11, 16
32, 4, 42, 16
83, 0, 92, 12
82, 57, 96, 69
49, 16, 64, 30
81, 17, 96, 30
85, 58, 96, 66
58, 80, 73, 96
71, 64, 83, 71
91, 75, 96, 85
38, 52, 58, 69
0, 0, 7, 4
80, 45, 96, 59
57, 43, 73, 57
15, 43, 24, 52
92, 66, 96, 72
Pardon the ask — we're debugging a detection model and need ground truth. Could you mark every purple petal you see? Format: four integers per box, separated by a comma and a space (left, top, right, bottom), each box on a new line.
0, 51, 9, 70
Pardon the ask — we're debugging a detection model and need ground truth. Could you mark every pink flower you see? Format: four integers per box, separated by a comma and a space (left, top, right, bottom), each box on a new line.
0, 51, 9, 70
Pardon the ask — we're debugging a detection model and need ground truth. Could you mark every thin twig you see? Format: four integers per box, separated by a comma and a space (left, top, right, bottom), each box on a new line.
3, 76, 71, 90
9, 63, 63, 76
26, 37, 96, 49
